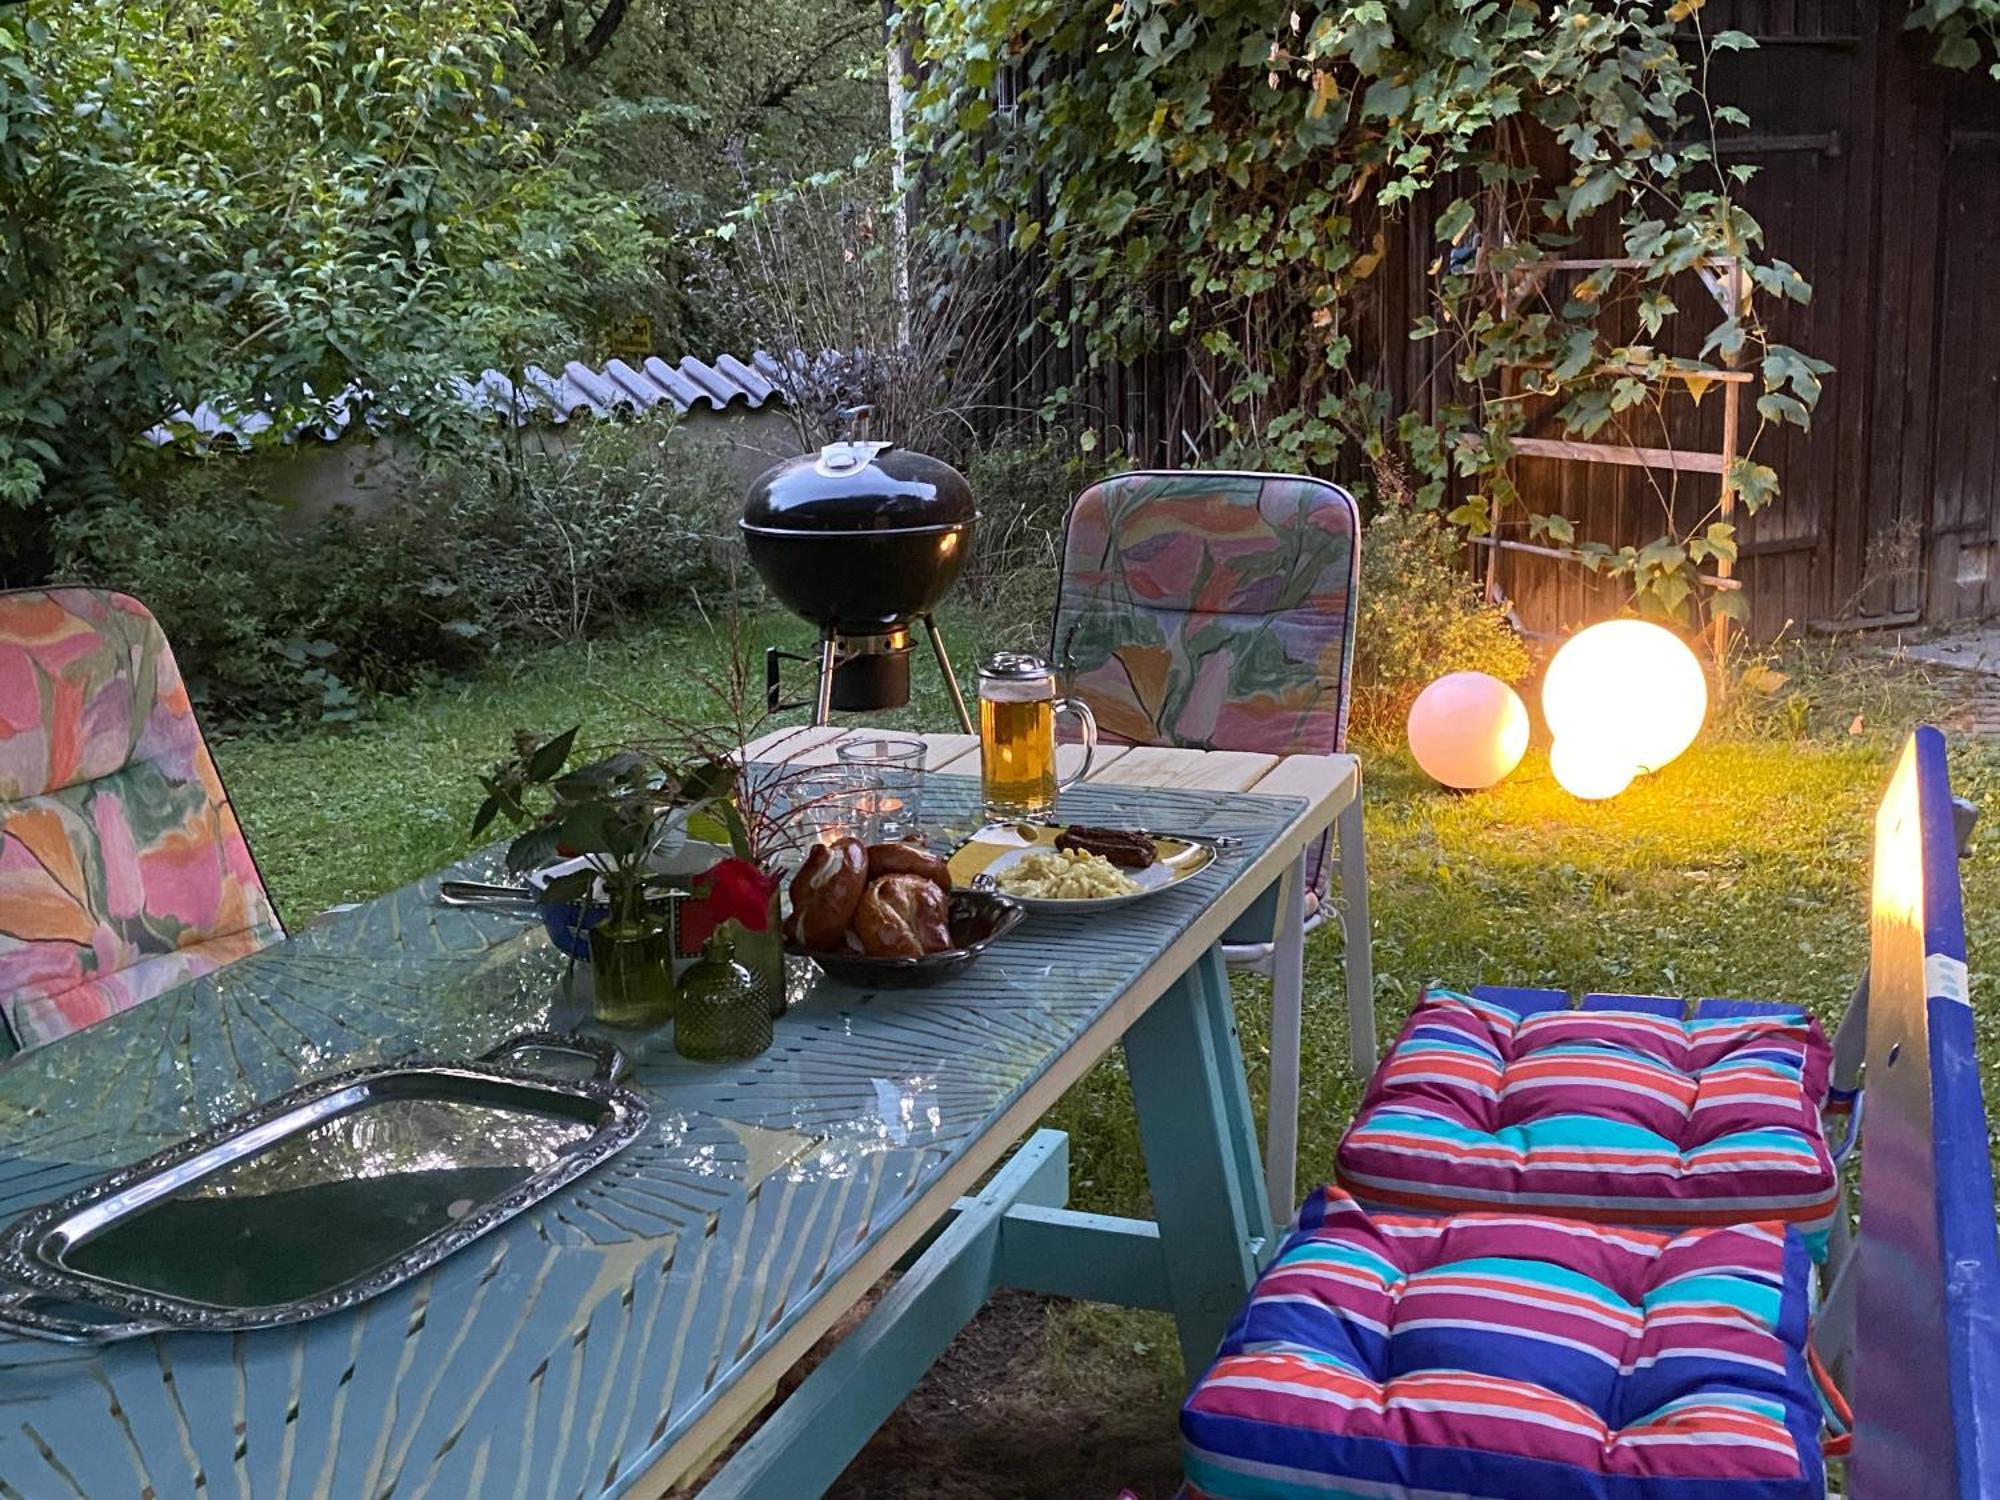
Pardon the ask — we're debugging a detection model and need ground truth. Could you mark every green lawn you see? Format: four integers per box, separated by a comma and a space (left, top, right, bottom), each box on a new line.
210, 607, 2000, 1498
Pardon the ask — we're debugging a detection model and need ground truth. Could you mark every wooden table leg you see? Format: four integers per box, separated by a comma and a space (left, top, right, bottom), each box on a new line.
1338, 772, 1377, 1076
1124, 947, 1274, 1382
1264, 851, 1306, 1228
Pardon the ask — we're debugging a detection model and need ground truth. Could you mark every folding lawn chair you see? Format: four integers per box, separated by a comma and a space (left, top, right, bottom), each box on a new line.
0, 587, 283, 1054
1051, 470, 1372, 1217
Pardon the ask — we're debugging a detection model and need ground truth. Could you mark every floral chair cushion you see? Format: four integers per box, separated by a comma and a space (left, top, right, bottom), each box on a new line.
1336, 986, 1841, 1257
1051, 471, 1359, 896
0, 589, 282, 1050
1182, 1188, 1827, 1500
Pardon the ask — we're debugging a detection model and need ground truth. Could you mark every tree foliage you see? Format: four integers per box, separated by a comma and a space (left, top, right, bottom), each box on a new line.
0, 0, 660, 568
909, 0, 1830, 622
520, 0, 889, 349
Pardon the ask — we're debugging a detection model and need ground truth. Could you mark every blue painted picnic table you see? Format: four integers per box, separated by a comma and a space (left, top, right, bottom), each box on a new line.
0, 746, 1360, 1498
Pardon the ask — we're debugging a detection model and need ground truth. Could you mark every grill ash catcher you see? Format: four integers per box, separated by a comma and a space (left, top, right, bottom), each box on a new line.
741, 438, 978, 731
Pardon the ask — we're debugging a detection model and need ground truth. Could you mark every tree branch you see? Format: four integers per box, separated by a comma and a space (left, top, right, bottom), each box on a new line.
576, 0, 630, 67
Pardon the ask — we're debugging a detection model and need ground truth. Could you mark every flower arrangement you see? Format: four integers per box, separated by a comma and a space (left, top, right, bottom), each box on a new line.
465, 615, 877, 1033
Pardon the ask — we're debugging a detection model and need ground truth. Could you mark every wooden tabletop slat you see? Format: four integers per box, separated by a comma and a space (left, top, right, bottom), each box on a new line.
735, 724, 849, 763
920, 734, 1126, 783
1240, 752, 1360, 804
1078, 745, 1281, 793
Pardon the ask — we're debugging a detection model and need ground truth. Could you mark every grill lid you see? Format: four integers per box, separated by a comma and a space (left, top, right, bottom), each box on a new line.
741, 442, 976, 534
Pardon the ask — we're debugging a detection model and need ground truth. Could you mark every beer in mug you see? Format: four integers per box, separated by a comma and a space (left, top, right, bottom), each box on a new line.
977, 652, 1096, 818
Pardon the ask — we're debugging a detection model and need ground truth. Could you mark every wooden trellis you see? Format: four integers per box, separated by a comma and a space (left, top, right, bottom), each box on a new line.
1468, 257, 1753, 657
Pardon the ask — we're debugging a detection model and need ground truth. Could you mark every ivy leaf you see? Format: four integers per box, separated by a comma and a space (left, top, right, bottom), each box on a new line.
1727, 458, 1781, 510
1756, 391, 1810, 428
1703, 522, 1738, 566
1446, 499, 1491, 533
1576, 542, 1616, 575
1434, 196, 1476, 245
1361, 77, 1411, 120
1531, 512, 1577, 545
1934, 34, 1982, 69
1652, 569, 1694, 613
1711, 589, 1750, 622
1565, 169, 1621, 220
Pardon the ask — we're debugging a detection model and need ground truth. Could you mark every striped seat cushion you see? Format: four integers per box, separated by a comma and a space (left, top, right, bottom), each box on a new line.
1336, 987, 1839, 1254
1182, 1189, 1826, 1500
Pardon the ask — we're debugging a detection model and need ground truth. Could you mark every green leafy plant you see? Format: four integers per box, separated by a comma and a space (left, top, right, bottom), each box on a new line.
471, 727, 686, 927
908, 0, 1828, 628
1350, 502, 1530, 740
961, 433, 1111, 614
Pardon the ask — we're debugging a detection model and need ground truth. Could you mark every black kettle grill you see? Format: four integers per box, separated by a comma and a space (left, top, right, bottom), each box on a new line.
741, 440, 978, 730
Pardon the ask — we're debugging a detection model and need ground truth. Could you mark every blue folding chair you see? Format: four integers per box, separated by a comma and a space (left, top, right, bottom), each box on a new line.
1842, 725, 2000, 1494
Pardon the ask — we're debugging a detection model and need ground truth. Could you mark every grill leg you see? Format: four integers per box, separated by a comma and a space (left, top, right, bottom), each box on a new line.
814, 635, 838, 726
921, 614, 975, 734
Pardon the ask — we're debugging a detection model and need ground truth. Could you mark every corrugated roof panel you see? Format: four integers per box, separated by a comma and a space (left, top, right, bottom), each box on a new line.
676, 357, 743, 409
562, 361, 624, 416
640, 356, 711, 412
146, 351, 790, 447
602, 359, 668, 410
714, 353, 777, 404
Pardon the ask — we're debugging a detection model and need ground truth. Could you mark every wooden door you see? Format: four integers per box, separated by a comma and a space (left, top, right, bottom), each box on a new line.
1924, 90, 2000, 622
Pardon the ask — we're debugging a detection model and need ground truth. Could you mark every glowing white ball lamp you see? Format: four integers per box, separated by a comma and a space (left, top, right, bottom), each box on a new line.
1406, 671, 1531, 790
1541, 620, 1709, 800
1548, 732, 1637, 801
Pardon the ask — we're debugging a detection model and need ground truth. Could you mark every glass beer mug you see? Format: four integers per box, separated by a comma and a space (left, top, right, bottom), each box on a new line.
978, 652, 1096, 819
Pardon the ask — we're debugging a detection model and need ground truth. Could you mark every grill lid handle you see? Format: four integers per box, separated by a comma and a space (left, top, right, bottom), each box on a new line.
816, 439, 894, 477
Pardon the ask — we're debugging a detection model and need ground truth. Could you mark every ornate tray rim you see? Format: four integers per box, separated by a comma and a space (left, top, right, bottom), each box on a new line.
0, 1054, 649, 1343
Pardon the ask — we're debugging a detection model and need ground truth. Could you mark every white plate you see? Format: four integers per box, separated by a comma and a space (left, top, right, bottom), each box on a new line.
945, 821, 1216, 912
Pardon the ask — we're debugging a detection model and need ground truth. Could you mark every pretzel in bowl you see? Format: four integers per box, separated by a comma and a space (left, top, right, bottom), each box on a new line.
786, 837, 869, 949
867, 840, 953, 889
853, 873, 953, 958
787, 840, 960, 959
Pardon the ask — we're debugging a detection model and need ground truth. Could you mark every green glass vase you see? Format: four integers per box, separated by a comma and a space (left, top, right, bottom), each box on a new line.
731, 891, 789, 1020
588, 919, 677, 1030
675, 935, 773, 1062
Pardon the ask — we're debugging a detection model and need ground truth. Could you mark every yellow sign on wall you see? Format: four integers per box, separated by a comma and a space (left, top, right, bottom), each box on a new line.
606, 316, 653, 364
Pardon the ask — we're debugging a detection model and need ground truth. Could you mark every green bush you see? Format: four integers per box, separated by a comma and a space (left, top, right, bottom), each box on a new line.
1351, 504, 1529, 741
962, 435, 1107, 621
50, 419, 746, 726
436, 421, 745, 644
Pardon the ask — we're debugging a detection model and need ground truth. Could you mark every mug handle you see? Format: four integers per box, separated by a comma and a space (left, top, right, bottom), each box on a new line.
1053, 697, 1098, 793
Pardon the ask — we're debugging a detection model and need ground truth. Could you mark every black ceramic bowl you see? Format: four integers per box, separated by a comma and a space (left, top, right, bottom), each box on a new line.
786, 889, 1026, 988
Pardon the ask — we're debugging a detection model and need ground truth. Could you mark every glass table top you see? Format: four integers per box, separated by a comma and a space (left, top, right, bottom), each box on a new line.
0, 773, 1310, 1499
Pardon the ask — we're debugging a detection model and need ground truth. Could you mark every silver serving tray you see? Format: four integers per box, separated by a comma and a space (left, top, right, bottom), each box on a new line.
0, 1035, 648, 1343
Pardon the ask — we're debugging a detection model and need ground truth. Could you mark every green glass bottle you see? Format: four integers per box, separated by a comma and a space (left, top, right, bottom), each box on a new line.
588, 918, 677, 1031
675, 935, 773, 1062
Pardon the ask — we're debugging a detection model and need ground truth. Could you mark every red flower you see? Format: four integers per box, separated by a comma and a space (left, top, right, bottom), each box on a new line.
681, 857, 781, 950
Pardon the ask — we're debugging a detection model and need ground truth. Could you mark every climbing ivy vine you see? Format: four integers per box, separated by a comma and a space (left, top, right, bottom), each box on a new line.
908, 0, 1833, 624
1911, 0, 2000, 76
